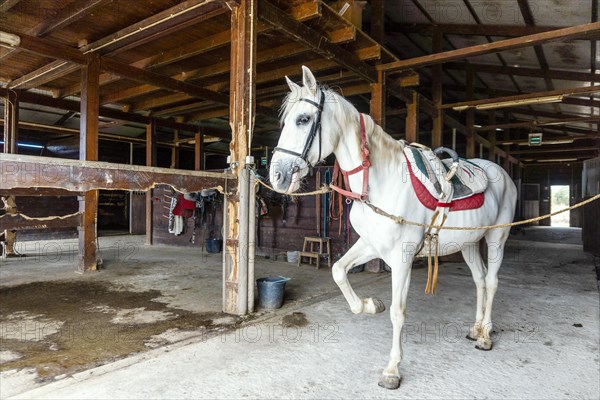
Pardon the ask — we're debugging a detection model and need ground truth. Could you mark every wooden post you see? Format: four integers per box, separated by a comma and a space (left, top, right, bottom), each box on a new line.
370, 0, 385, 45
405, 91, 419, 143
502, 111, 511, 173
78, 53, 100, 272
431, 29, 443, 148
195, 132, 204, 171
370, 71, 386, 128
2, 89, 18, 256
465, 64, 476, 158
171, 129, 179, 169
367, 71, 384, 273
3, 90, 18, 154
224, 0, 256, 315
145, 120, 156, 245
488, 110, 497, 162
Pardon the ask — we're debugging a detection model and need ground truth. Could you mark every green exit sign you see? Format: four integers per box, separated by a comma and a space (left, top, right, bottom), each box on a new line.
529, 133, 543, 146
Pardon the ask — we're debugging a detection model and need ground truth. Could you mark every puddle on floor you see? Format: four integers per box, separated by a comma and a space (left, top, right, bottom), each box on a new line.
0, 280, 241, 381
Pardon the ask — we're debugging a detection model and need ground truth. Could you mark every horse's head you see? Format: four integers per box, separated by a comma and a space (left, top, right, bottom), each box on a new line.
269, 66, 339, 193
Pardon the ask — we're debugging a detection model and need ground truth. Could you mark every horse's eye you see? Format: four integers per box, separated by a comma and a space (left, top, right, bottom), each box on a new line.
296, 115, 310, 126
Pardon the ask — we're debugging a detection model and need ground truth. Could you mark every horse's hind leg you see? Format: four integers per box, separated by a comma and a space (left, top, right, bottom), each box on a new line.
476, 227, 510, 351
332, 237, 383, 314
461, 242, 487, 342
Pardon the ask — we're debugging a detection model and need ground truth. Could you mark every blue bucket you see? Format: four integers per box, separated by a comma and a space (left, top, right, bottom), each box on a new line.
256, 276, 291, 309
205, 238, 222, 253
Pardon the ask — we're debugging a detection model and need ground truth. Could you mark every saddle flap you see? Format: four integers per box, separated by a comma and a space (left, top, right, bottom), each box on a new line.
441, 158, 488, 200
404, 146, 488, 202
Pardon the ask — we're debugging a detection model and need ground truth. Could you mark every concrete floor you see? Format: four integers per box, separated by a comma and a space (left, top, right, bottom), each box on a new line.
1, 227, 599, 399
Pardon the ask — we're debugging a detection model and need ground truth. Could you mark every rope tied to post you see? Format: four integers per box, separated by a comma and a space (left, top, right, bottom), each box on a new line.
252, 173, 600, 231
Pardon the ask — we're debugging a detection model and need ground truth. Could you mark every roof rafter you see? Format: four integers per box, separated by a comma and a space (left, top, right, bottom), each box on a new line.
378, 22, 600, 72
6, 0, 234, 90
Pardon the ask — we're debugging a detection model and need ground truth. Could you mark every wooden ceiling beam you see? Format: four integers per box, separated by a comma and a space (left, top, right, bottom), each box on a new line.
35, 0, 112, 37
258, 0, 378, 82
127, 42, 383, 113
442, 85, 600, 110
0, 88, 229, 138
6, 0, 232, 90
446, 62, 600, 83
444, 84, 600, 109
510, 146, 599, 155
106, 41, 309, 106
62, 1, 321, 98
475, 116, 600, 132
0, 0, 111, 65
384, 23, 565, 37
378, 22, 600, 72
4, 30, 229, 104
498, 133, 600, 145
0, 0, 22, 13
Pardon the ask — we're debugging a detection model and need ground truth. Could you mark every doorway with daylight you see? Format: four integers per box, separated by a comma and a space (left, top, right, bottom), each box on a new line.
550, 185, 570, 227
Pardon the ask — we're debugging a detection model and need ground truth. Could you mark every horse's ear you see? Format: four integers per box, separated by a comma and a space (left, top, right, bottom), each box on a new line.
285, 76, 300, 93
301, 65, 317, 96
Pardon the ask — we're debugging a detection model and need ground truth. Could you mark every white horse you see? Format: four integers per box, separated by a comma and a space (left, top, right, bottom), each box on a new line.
269, 66, 517, 390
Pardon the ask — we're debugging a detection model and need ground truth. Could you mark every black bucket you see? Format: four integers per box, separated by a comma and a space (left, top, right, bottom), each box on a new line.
256, 276, 290, 309
205, 238, 222, 253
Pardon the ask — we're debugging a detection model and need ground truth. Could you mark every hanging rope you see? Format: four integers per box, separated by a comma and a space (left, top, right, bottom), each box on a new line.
252, 174, 600, 231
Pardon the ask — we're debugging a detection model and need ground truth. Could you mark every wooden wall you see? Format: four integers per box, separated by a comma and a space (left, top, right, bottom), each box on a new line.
151, 167, 360, 261
15, 195, 79, 240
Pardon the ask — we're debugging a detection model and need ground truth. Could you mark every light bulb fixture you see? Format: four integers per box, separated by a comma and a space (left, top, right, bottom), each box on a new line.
475, 95, 564, 110
453, 94, 565, 111
0, 31, 21, 47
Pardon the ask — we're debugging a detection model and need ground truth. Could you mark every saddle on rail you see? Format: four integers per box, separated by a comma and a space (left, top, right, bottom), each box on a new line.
403, 144, 488, 212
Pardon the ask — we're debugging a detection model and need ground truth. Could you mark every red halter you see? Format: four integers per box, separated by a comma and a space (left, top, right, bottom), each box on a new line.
330, 113, 371, 201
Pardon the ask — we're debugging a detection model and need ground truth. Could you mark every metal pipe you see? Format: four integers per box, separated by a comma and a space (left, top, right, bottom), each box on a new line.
237, 168, 250, 315
248, 171, 256, 312
222, 178, 229, 313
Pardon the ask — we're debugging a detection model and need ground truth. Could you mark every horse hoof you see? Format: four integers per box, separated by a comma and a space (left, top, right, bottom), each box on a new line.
363, 297, 386, 314
475, 338, 493, 351
465, 333, 477, 341
378, 375, 401, 390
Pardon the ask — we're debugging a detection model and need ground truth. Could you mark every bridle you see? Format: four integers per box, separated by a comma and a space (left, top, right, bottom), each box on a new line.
273, 88, 371, 202
273, 91, 325, 168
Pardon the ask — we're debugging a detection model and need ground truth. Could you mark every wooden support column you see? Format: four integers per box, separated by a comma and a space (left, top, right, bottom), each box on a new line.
487, 110, 497, 162
224, 0, 256, 315
3, 90, 18, 154
405, 91, 419, 143
145, 120, 156, 245
465, 65, 476, 158
78, 53, 100, 272
502, 111, 511, 174
171, 129, 179, 169
431, 29, 443, 148
370, 71, 386, 128
195, 132, 204, 171
2, 89, 18, 256
367, 71, 385, 273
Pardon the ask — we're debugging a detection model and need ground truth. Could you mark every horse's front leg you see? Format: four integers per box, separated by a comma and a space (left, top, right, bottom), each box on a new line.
378, 258, 412, 390
332, 237, 384, 314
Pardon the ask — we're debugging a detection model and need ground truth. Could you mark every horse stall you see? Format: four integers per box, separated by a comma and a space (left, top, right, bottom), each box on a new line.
1, 1, 599, 398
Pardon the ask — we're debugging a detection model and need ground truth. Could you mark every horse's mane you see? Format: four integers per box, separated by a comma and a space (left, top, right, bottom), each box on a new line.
280, 84, 404, 167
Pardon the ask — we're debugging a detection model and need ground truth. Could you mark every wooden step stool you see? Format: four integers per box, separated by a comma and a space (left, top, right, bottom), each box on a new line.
298, 236, 331, 269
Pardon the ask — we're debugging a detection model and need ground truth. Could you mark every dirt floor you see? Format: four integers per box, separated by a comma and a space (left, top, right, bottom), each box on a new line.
0, 234, 380, 396
1, 227, 598, 399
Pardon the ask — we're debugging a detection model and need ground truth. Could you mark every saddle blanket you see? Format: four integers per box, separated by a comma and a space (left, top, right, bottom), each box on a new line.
404, 146, 488, 212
